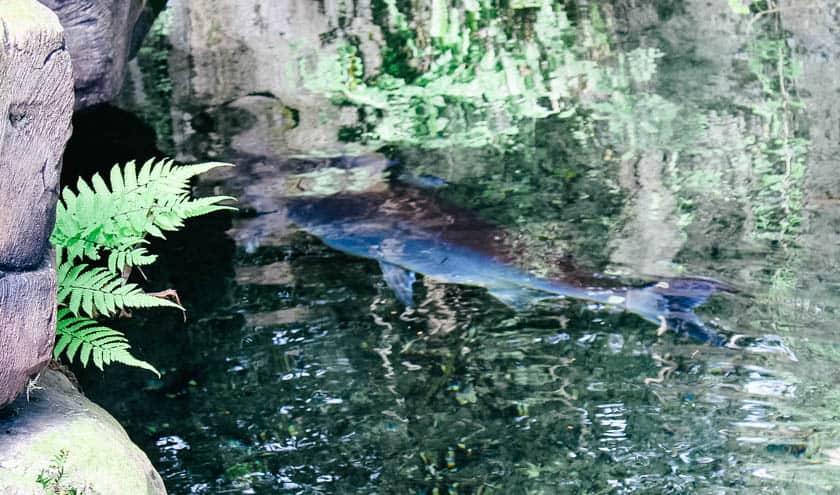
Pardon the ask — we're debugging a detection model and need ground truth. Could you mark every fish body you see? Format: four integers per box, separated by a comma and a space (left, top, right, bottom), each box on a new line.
288, 183, 729, 344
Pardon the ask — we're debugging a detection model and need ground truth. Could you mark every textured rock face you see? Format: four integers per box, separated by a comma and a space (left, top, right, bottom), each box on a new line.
0, 1, 74, 269
0, 369, 168, 494
0, 261, 57, 407
123, 0, 383, 160
0, 0, 74, 408
38, 0, 149, 109
781, 1, 840, 320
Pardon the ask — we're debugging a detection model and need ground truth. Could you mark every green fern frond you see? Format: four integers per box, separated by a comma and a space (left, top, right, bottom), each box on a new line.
54, 309, 159, 376
180, 195, 238, 218
51, 158, 235, 374
106, 242, 157, 273
51, 158, 234, 270
56, 259, 182, 319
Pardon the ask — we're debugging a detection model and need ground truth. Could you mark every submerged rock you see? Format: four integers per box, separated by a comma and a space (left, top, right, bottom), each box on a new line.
0, 369, 167, 495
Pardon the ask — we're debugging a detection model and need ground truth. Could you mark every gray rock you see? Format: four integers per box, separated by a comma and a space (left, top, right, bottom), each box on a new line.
0, 260, 56, 408
38, 0, 149, 109
0, 0, 74, 270
0, 0, 73, 408
129, 0, 384, 160
0, 369, 167, 494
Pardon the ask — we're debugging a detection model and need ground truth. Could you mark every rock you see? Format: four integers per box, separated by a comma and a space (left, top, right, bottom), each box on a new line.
780, 1, 840, 197
0, 0, 74, 270
37, 0, 150, 109
0, 0, 73, 407
0, 260, 57, 407
0, 369, 167, 494
122, 0, 384, 160
611, 152, 682, 277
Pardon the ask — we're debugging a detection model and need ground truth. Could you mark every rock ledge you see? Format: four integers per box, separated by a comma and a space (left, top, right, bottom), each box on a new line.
0, 369, 167, 495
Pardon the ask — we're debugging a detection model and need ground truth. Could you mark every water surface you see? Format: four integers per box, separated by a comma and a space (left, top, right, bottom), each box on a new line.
67, 1, 840, 493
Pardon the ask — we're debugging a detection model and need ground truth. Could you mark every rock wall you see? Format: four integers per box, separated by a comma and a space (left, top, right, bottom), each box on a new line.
781, 1, 840, 318
0, 0, 74, 407
606, 0, 756, 278
37, 0, 149, 109
0, 263, 58, 408
123, 0, 384, 160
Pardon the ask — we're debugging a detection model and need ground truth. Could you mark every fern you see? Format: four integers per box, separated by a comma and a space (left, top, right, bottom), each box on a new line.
52, 158, 235, 271
54, 309, 158, 375
51, 159, 234, 374
107, 242, 157, 274
56, 250, 181, 319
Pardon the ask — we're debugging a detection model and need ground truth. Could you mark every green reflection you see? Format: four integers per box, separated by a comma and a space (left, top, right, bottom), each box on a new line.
301, 1, 609, 149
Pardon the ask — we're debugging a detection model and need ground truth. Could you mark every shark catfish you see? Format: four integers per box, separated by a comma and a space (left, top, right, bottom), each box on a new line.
286, 164, 731, 345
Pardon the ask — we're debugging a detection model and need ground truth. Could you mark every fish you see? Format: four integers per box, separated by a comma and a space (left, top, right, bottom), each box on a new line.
286, 173, 731, 345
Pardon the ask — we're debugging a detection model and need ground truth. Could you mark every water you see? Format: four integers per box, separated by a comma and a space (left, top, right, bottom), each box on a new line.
63, 0, 840, 493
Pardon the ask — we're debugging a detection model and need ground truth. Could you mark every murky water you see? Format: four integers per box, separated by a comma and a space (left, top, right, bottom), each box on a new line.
65, 1, 840, 493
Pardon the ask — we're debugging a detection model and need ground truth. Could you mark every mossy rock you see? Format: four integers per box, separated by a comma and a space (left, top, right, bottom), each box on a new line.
0, 369, 166, 494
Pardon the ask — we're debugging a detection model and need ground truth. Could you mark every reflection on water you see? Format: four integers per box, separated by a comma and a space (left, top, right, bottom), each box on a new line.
67, 0, 840, 493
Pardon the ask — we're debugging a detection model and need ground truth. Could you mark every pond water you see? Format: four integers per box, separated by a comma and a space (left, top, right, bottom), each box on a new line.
64, 1, 840, 493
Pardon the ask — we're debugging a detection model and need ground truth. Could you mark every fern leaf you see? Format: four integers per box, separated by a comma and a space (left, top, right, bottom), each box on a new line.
55, 309, 159, 376
109, 162, 124, 192
107, 243, 157, 273
57, 260, 182, 318
51, 159, 235, 375
91, 172, 110, 196
180, 195, 238, 218
51, 159, 233, 268
123, 160, 137, 191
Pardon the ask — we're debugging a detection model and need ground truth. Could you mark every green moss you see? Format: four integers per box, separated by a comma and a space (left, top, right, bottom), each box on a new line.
0, 469, 41, 494
11, 419, 153, 494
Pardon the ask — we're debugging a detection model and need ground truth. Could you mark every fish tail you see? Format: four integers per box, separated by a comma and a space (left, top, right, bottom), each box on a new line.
625, 277, 732, 345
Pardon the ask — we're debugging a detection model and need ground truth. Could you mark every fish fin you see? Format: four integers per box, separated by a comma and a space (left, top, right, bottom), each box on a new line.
625, 277, 732, 345
488, 287, 557, 310
379, 261, 416, 307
